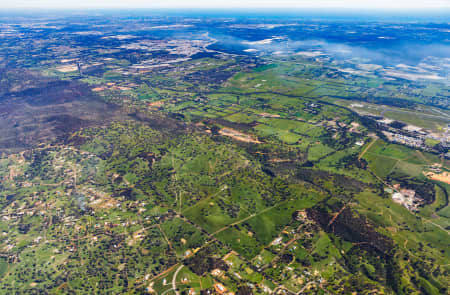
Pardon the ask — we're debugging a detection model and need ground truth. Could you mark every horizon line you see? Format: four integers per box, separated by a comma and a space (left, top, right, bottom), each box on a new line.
1, 7, 450, 12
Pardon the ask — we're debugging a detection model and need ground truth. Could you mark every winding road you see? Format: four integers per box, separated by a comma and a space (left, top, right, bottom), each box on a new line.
172, 265, 184, 295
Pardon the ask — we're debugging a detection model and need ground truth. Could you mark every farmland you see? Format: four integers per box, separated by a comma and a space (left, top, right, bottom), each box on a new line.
0, 12, 449, 295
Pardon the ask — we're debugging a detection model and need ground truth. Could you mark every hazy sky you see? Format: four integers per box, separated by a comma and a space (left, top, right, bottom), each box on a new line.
2, 0, 450, 9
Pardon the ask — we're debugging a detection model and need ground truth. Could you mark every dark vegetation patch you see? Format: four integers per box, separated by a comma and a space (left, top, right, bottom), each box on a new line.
184, 66, 236, 86
319, 130, 356, 150
306, 202, 394, 255
113, 188, 137, 201
8, 80, 89, 106
297, 168, 370, 193
337, 154, 368, 170
280, 253, 293, 264
0, 68, 54, 98
128, 111, 191, 136
24, 149, 52, 179
388, 120, 407, 129
307, 201, 405, 293
205, 118, 256, 132
236, 285, 253, 295
0, 76, 121, 154
45, 114, 91, 133
184, 247, 229, 276
82, 65, 107, 77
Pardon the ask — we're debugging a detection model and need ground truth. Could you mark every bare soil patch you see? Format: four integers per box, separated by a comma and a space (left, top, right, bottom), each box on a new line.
219, 128, 261, 144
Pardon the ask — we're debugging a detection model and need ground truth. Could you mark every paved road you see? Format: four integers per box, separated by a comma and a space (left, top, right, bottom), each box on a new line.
172, 265, 184, 295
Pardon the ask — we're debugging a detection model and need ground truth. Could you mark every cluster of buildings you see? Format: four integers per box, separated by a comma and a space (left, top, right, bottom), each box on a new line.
387, 186, 423, 212
376, 118, 448, 154
382, 131, 423, 148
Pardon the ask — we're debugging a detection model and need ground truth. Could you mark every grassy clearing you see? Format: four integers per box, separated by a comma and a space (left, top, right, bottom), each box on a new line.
215, 227, 262, 259
160, 218, 208, 257
307, 144, 335, 161
183, 196, 251, 233
363, 140, 440, 178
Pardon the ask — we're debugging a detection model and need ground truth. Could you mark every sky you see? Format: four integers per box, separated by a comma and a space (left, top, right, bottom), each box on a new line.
2, 0, 449, 9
